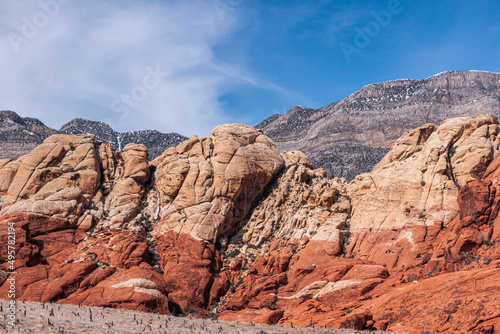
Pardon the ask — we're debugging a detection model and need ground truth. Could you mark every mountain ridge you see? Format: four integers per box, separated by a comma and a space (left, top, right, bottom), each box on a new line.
259, 70, 500, 180
3, 70, 500, 179
0, 111, 187, 160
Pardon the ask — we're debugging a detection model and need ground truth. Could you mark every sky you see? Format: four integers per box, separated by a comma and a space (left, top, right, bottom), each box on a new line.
0, 0, 499, 137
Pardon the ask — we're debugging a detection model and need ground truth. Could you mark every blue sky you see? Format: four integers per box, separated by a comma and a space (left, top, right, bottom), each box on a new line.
1, 0, 499, 137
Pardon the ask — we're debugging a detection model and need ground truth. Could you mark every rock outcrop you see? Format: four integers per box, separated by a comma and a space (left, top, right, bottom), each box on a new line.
346, 115, 500, 269
1, 118, 499, 332
216, 115, 500, 332
0, 134, 168, 313
241, 151, 350, 250
0, 124, 288, 314
151, 124, 284, 241
147, 124, 285, 310
259, 71, 500, 180
0, 134, 101, 222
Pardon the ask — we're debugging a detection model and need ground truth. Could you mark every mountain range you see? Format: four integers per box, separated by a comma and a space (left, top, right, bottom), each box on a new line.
3, 71, 499, 182
0, 110, 187, 161
258, 70, 500, 180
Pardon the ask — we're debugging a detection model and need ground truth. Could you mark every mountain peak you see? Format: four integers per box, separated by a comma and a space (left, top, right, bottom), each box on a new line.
260, 70, 500, 181
1, 112, 187, 160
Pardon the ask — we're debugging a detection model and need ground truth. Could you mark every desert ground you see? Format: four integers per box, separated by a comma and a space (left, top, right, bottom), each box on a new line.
0, 300, 404, 334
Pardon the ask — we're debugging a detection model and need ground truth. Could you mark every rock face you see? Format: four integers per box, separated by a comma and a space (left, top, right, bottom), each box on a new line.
0, 134, 168, 313
259, 71, 500, 180
151, 124, 284, 242
241, 151, 350, 252
216, 116, 500, 333
0, 134, 101, 223
345, 115, 500, 269
1, 118, 500, 332
349, 115, 500, 233
147, 124, 285, 310
0, 124, 287, 315
0, 111, 186, 161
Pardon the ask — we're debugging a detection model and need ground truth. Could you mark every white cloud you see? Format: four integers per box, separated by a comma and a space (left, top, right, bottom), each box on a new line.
0, 0, 255, 137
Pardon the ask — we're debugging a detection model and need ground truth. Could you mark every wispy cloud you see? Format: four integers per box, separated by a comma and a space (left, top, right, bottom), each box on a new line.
0, 0, 272, 137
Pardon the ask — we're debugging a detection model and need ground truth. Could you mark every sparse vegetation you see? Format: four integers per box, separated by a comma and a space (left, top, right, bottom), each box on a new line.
226, 249, 241, 258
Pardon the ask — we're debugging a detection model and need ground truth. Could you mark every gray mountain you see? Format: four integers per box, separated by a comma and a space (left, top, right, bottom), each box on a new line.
59, 118, 187, 159
0, 110, 57, 160
0, 112, 187, 160
258, 71, 500, 181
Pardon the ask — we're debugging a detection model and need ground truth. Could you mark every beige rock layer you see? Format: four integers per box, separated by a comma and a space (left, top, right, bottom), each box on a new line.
0, 135, 100, 222
100, 143, 149, 229
241, 151, 350, 255
150, 124, 284, 242
0, 134, 150, 229
348, 114, 500, 233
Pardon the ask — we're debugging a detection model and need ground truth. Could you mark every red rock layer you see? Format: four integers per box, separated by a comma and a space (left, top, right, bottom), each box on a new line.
216, 154, 500, 332
0, 213, 169, 314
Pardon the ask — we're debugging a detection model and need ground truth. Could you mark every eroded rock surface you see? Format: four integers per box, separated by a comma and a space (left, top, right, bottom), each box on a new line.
151, 124, 284, 241
216, 116, 500, 332
0, 124, 287, 315
349, 115, 500, 234
345, 115, 500, 272
0, 119, 499, 333
242, 151, 350, 251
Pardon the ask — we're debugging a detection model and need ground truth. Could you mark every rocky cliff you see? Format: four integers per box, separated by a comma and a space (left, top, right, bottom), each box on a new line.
259, 71, 500, 181
0, 111, 187, 161
219, 115, 500, 332
0, 118, 499, 332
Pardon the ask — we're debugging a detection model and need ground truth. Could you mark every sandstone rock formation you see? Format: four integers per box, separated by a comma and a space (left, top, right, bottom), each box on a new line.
148, 124, 284, 310
0, 134, 101, 223
0, 124, 288, 314
346, 115, 500, 269
242, 151, 350, 250
151, 124, 284, 241
0, 118, 499, 332
218, 149, 500, 331
216, 115, 500, 332
259, 71, 500, 180
0, 134, 168, 313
